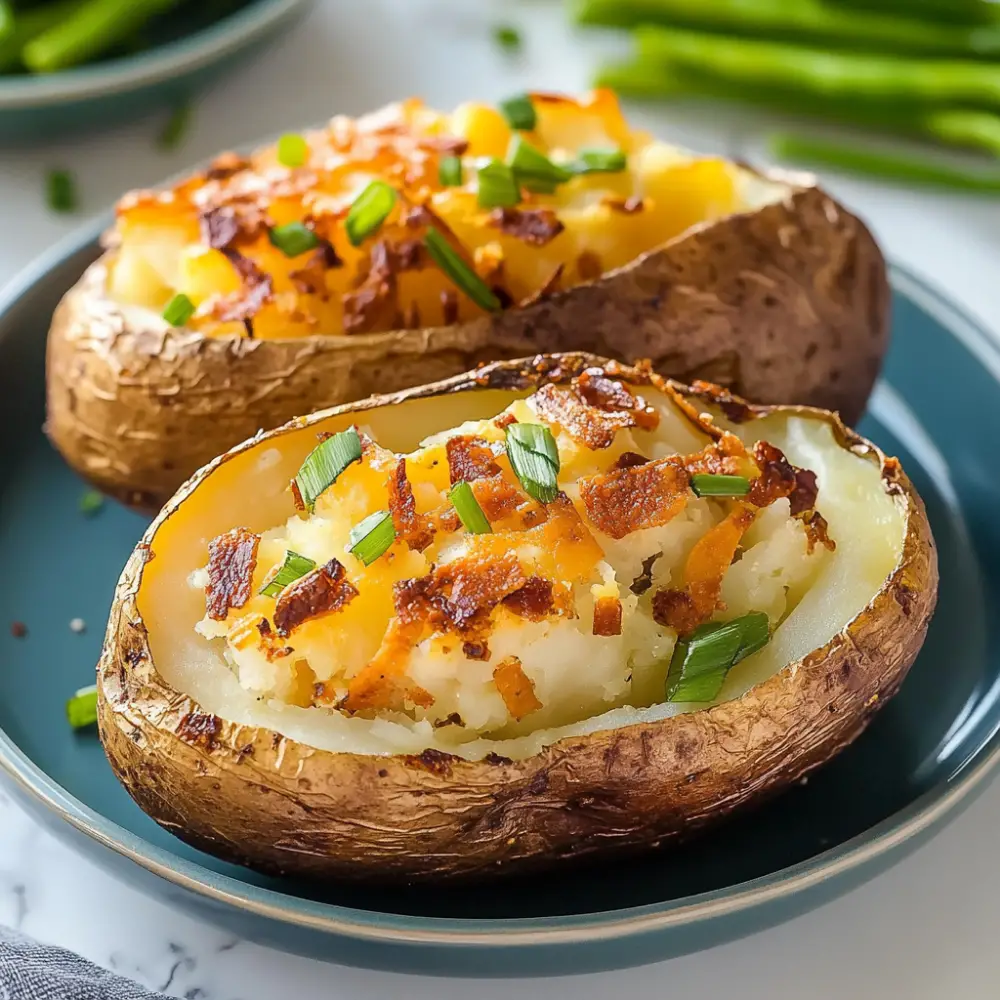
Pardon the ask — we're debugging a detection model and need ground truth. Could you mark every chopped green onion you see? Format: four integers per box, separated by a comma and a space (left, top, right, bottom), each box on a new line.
295, 428, 363, 511
158, 100, 192, 151
162, 293, 195, 327
499, 93, 537, 131
79, 489, 104, 517
520, 176, 559, 195
505, 423, 560, 503
348, 510, 396, 565
277, 132, 308, 168
477, 158, 521, 208
666, 612, 771, 703
345, 180, 397, 246
492, 24, 522, 52
448, 481, 492, 534
508, 135, 572, 186
690, 473, 751, 498
66, 684, 98, 730
439, 155, 464, 187
269, 221, 320, 258
570, 148, 628, 174
424, 227, 502, 312
260, 550, 316, 598
46, 168, 76, 213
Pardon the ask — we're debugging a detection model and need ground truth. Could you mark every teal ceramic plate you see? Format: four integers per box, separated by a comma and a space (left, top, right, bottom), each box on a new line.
1, 222, 999, 977
0, 0, 312, 142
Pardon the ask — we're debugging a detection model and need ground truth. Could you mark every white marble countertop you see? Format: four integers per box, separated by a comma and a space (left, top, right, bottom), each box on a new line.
2, 0, 1000, 995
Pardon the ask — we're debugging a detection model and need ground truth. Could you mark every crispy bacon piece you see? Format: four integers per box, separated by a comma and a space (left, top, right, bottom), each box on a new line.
388, 458, 435, 552
593, 597, 623, 637
462, 640, 490, 660
489, 207, 565, 247
577, 369, 656, 429
206, 527, 259, 620
273, 558, 358, 637
216, 250, 274, 329
580, 459, 691, 540
472, 473, 532, 525
493, 656, 542, 721
630, 552, 662, 595
289, 243, 343, 296
341, 619, 434, 713
446, 436, 501, 484
613, 451, 650, 471
789, 469, 820, 516
502, 577, 555, 620
418, 135, 470, 155
652, 505, 757, 634
800, 510, 836, 554
682, 432, 748, 477
748, 441, 798, 508
203, 152, 250, 180
689, 380, 755, 424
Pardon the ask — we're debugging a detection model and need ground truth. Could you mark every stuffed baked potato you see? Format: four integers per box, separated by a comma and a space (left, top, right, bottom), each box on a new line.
98, 354, 936, 881
48, 90, 888, 510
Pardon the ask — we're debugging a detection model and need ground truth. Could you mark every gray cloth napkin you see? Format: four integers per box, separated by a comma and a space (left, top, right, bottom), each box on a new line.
0, 926, 165, 999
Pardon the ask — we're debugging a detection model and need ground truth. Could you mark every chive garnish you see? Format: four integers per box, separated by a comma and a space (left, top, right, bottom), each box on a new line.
294, 428, 363, 511
277, 132, 308, 168
348, 510, 396, 566
158, 100, 193, 151
690, 473, 751, 498
666, 612, 770, 703
499, 93, 537, 131
46, 169, 76, 213
162, 293, 195, 327
493, 24, 522, 52
570, 148, 628, 174
505, 423, 559, 503
449, 481, 492, 534
260, 550, 316, 598
439, 155, 464, 187
508, 135, 572, 187
345, 180, 397, 246
424, 227, 502, 312
66, 684, 98, 730
477, 158, 521, 208
79, 489, 104, 517
269, 221, 320, 258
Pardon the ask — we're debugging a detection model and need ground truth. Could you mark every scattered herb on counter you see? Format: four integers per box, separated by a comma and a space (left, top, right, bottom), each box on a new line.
158, 99, 193, 151
492, 24, 523, 52
66, 684, 98, 730
9, 621, 27, 639
46, 168, 76, 213
79, 488, 104, 517
69, 617, 86, 634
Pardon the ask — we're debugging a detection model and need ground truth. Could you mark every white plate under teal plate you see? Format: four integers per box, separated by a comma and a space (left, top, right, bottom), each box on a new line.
0, 221, 998, 976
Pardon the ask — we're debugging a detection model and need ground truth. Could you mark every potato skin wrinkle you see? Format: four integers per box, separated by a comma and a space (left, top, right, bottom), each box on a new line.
98, 354, 936, 882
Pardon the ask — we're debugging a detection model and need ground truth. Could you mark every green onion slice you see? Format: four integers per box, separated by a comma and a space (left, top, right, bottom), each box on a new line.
477, 158, 521, 208
79, 489, 104, 517
493, 24, 522, 52
570, 148, 628, 174
295, 428, 363, 511
162, 293, 195, 327
439, 155, 464, 187
448, 481, 492, 534
348, 510, 396, 566
508, 135, 572, 185
66, 684, 98, 730
424, 227, 502, 312
277, 132, 308, 168
505, 423, 560, 503
666, 612, 771, 703
260, 550, 316, 598
499, 93, 537, 131
47, 168, 77, 213
345, 180, 397, 246
690, 473, 751, 498
269, 221, 320, 258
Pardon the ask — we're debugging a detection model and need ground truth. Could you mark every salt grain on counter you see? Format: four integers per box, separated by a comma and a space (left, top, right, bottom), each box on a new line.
69, 618, 86, 634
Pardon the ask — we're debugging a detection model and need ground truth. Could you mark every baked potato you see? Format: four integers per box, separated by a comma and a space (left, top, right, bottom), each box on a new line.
48, 90, 888, 511
98, 354, 936, 881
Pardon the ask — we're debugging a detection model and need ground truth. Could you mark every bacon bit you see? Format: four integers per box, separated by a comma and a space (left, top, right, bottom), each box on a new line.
683, 432, 748, 477
289, 243, 343, 296
446, 435, 501, 484
9, 621, 26, 639
256, 618, 272, 638
489, 207, 565, 247
462, 640, 490, 660
289, 479, 305, 512
593, 597, 623, 637
206, 527, 259, 620
204, 152, 250, 180
273, 558, 358, 637
748, 441, 798, 508
502, 577, 554, 620
493, 656, 542, 721
388, 458, 435, 551
342, 246, 400, 335
519, 263, 564, 309
440, 290, 459, 325
418, 135, 470, 156
630, 552, 662, 595
216, 250, 274, 325
653, 504, 758, 634
789, 468, 819, 516
613, 451, 650, 471
580, 458, 690, 539
604, 195, 644, 214
200, 207, 239, 250
689, 380, 756, 424
799, 510, 836, 554
492, 284, 514, 309
577, 369, 658, 430
472, 473, 529, 524
494, 412, 517, 430
577, 251, 603, 281
433, 712, 465, 728
340, 619, 427, 713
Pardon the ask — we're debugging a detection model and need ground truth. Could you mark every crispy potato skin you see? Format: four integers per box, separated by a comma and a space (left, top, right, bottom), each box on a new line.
98, 354, 934, 882
49, 176, 888, 511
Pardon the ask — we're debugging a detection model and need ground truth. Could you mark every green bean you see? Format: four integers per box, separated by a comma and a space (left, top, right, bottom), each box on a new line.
23, 0, 181, 73
770, 132, 1000, 192
637, 27, 1000, 112
575, 0, 1000, 58
0, 0, 87, 71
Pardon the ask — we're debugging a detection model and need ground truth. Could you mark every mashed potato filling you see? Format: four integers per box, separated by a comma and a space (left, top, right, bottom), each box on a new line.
166, 371, 905, 761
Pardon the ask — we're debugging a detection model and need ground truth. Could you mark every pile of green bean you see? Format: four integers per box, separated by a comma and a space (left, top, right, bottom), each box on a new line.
577, 0, 1000, 189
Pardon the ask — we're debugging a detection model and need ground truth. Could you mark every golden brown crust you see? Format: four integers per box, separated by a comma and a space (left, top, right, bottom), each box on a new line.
97, 354, 935, 882
47, 174, 888, 511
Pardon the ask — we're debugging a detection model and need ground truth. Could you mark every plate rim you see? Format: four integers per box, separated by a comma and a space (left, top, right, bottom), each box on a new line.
1, 227, 999, 948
